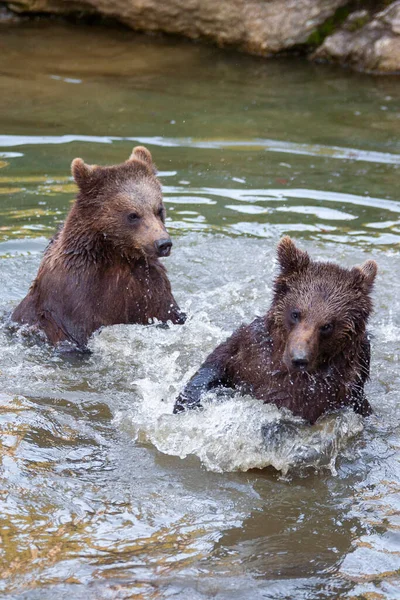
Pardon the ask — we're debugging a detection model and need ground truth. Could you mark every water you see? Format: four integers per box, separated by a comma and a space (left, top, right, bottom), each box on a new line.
0, 20, 400, 599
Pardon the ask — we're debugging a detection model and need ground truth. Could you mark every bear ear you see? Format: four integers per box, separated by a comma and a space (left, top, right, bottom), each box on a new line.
71, 158, 94, 190
129, 146, 154, 168
277, 236, 310, 275
353, 259, 378, 293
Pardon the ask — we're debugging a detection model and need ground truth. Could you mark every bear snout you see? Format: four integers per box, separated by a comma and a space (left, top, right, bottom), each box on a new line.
290, 351, 310, 371
155, 238, 172, 257
283, 346, 311, 372
284, 328, 318, 373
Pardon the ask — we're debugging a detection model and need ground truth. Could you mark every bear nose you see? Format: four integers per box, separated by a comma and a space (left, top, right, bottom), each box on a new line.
155, 238, 172, 257
291, 349, 310, 371
292, 357, 309, 371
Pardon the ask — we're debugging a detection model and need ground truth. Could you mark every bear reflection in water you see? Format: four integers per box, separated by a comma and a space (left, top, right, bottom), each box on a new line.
174, 236, 377, 424
12, 146, 185, 350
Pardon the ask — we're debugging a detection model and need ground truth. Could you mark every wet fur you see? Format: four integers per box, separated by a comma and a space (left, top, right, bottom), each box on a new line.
12, 147, 185, 349
174, 237, 377, 423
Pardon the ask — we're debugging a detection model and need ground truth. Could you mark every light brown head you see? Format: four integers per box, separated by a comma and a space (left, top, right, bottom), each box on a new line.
272, 236, 377, 373
70, 146, 172, 260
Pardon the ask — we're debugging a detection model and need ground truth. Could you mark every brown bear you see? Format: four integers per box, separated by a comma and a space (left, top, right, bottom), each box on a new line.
174, 236, 377, 423
12, 146, 185, 349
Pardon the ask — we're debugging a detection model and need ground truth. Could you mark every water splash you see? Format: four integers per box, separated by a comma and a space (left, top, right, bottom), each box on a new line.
119, 390, 364, 475
90, 318, 364, 476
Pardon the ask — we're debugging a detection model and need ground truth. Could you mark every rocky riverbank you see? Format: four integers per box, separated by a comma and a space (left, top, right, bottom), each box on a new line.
3, 0, 400, 73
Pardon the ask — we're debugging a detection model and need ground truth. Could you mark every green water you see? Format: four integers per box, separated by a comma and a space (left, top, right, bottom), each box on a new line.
0, 20, 400, 600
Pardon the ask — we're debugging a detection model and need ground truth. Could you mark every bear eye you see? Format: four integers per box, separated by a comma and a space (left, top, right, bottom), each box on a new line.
157, 206, 165, 220
291, 310, 301, 323
320, 323, 333, 334
127, 212, 140, 224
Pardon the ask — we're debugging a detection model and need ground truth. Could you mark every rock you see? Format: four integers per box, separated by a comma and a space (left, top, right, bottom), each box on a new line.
312, 1, 400, 73
7, 0, 349, 54
6, 0, 400, 74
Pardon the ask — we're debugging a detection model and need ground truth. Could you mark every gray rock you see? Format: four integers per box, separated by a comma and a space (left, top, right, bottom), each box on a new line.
7, 0, 400, 74
7, 0, 348, 54
312, 1, 400, 73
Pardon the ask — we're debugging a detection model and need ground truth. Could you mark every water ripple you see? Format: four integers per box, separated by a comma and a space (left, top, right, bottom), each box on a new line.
1, 135, 399, 165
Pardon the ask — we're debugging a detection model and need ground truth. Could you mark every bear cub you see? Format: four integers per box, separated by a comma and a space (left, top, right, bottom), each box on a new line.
174, 236, 377, 423
12, 146, 185, 349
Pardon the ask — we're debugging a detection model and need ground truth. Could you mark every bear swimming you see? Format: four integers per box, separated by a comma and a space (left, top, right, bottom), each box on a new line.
12, 146, 185, 349
174, 236, 377, 423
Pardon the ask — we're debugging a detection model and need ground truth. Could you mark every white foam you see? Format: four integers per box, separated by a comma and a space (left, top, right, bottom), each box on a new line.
90, 314, 364, 475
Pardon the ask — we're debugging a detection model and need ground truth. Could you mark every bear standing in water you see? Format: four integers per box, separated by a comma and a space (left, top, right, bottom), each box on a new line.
12, 147, 185, 349
174, 237, 377, 423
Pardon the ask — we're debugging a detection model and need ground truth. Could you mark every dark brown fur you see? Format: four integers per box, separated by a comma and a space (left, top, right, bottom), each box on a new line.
174, 237, 377, 423
12, 146, 185, 349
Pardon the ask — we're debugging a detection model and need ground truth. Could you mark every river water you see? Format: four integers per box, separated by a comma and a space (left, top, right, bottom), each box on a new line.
0, 20, 400, 599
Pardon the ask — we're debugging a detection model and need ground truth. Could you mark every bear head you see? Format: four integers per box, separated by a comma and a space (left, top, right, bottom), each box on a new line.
270, 236, 377, 374
70, 146, 172, 260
